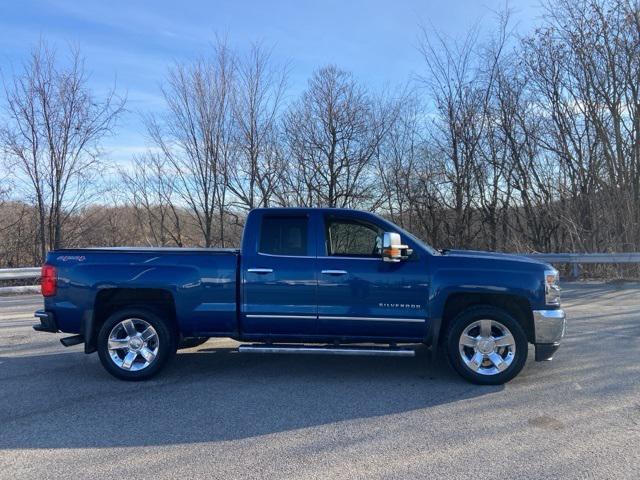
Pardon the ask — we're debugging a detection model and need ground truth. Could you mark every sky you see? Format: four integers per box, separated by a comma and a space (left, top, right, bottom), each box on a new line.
0, 0, 542, 167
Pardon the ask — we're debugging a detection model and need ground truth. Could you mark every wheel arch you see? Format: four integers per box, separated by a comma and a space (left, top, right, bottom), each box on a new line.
85, 288, 177, 353
438, 292, 534, 345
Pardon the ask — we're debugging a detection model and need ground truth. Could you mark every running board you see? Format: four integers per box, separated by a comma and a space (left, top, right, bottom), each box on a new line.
237, 344, 415, 357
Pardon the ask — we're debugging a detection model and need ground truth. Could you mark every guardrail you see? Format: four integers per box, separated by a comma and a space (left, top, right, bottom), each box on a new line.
0, 267, 40, 294
523, 253, 640, 278
0, 252, 639, 292
0, 267, 40, 280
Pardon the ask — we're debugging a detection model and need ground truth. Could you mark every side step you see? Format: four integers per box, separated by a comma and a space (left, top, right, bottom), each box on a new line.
238, 344, 415, 357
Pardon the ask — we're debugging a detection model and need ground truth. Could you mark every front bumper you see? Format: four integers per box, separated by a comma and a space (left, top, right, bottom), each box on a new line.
33, 310, 58, 333
533, 309, 566, 361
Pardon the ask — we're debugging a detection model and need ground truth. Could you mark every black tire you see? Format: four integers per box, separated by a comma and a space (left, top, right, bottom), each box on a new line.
178, 337, 209, 350
445, 305, 528, 385
97, 308, 177, 381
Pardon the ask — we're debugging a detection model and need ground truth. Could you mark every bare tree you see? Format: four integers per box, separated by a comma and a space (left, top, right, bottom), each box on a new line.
147, 40, 235, 247
120, 152, 184, 246
417, 25, 492, 248
513, 0, 640, 252
0, 41, 124, 261
375, 96, 424, 227
0, 171, 15, 232
282, 65, 391, 208
228, 43, 288, 210
4, 2, 640, 267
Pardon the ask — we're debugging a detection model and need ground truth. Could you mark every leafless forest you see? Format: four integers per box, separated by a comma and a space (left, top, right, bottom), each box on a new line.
1, 0, 640, 268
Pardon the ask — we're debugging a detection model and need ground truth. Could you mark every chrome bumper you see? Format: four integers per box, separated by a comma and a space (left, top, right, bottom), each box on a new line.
533, 309, 566, 344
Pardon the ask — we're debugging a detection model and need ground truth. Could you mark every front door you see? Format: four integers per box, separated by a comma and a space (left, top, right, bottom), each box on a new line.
316, 216, 429, 340
242, 214, 317, 336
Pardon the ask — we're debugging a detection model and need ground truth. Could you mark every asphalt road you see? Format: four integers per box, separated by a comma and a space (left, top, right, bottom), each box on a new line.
0, 284, 639, 479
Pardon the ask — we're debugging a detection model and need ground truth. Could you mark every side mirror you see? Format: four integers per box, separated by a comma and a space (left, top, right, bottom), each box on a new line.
381, 232, 413, 262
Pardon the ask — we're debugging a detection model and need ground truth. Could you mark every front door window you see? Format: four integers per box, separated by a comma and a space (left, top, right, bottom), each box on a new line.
326, 219, 382, 258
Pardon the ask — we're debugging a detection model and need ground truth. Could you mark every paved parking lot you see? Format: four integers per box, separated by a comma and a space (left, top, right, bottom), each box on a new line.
0, 283, 639, 479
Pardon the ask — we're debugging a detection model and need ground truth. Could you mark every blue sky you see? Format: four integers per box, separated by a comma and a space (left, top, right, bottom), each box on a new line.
0, 0, 541, 166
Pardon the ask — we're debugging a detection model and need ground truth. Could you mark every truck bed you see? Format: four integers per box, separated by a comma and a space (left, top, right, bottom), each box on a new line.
45, 247, 240, 337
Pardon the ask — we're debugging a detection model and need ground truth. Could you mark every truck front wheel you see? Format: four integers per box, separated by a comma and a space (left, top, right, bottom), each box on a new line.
97, 308, 177, 381
445, 306, 528, 385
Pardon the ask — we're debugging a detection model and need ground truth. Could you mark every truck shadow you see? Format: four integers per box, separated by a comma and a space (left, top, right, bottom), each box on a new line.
0, 345, 503, 449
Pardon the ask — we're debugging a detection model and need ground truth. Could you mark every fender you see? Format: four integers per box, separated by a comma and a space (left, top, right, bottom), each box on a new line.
426, 265, 543, 352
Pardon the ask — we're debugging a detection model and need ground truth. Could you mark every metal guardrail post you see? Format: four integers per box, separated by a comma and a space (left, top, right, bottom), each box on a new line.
571, 263, 581, 280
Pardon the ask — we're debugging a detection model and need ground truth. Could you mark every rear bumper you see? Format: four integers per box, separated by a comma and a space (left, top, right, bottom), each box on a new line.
533, 309, 566, 361
33, 310, 58, 333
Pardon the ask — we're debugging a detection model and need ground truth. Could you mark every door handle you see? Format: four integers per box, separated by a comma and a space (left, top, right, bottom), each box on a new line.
321, 270, 348, 275
247, 268, 273, 274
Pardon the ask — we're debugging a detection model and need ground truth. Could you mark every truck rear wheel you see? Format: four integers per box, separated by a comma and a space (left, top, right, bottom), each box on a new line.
97, 308, 177, 381
445, 306, 528, 385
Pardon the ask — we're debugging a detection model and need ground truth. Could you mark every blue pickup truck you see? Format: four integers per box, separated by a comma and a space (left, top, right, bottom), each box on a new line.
33, 207, 566, 384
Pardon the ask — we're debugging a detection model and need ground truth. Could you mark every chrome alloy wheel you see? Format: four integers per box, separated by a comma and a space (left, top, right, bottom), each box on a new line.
108, 318, 159, 371
458, 319, 516, 376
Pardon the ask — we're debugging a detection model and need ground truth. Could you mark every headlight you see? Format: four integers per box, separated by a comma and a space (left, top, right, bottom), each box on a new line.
544, 268, 561, 305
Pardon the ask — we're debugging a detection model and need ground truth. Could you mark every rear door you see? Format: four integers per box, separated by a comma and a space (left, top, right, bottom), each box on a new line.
241, 213, 317, 336
315, 215, 429, 340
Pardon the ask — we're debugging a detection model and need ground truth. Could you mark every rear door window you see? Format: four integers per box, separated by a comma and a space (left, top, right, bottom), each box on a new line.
259, 216, 309, 256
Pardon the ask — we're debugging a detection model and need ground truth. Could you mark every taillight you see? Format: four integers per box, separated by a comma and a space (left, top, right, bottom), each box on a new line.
41, 264, 57, 297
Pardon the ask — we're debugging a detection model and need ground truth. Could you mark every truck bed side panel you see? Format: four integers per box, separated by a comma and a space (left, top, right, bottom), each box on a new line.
45, 250, 238, 336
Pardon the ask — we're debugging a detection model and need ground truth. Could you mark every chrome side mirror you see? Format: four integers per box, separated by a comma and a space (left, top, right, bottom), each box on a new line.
381, 232, 413, 262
